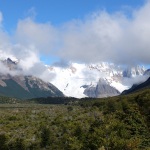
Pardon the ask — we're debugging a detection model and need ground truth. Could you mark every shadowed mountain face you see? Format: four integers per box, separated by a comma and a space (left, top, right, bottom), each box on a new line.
122, 77, 150, 95
0, 75, 64, 99
144, 69, 150, 76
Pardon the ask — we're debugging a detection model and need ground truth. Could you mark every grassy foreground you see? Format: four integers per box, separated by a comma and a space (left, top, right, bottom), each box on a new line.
0, 89, 150, 150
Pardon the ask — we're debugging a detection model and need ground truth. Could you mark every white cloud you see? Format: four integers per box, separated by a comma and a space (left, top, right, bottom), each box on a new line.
0, 61, 19, 76
7, 1, 150, 66
15, 18, 58, 54
0, 15, 57, 81
0, 18, 56, 81
59, 11, 124, 63
1, 1, 150, 82
122, 75, 149, 87
57, 1, 150, 65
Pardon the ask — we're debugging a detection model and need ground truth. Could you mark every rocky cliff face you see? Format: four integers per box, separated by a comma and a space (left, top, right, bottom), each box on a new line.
84, 79, 120, 98
123, 66, 145, 78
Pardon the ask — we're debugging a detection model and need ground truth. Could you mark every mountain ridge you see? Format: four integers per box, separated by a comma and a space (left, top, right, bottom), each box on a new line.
48, 62, 148, 98
0, 56, 149, 99
0, 58, 64, 99
122, 77, 150, 95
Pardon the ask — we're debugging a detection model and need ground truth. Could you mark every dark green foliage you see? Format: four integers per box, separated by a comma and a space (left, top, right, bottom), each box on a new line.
0, 88, 150, 149
0, 95, 20, 104
0, 132, 8, 150
7, 138, 26, 150
13, 138, 26, 150
40, 126, 51, 148
27, 96, 78, 104
67, 106, 73, 112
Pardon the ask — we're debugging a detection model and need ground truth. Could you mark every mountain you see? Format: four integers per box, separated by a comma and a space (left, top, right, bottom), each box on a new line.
144, 69, 150, 76
122, 77, 150, 95
0, 55, 149, 99
84, 79, 120, 98
0, 58, 64, 99
0, 74, 64, 99
47, 62, 147, 98
123, 66, 145, 78
2, 58, 18, 70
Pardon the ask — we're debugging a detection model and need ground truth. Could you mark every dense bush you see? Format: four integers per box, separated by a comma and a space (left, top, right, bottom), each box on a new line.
0, 89, 150, 149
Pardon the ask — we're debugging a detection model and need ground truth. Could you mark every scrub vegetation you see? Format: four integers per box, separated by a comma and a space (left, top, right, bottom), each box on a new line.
0, 89, 150, 150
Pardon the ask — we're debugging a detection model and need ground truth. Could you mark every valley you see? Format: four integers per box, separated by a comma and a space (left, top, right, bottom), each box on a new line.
0, 1, 150, 149
0, 89, 150, 150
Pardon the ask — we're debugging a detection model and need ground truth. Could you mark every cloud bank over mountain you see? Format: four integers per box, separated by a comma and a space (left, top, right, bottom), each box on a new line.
59, 0, 150, 64
0, 1, 150, 81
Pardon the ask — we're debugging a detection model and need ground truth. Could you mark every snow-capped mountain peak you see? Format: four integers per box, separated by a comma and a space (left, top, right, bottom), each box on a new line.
0, 51, 148, 98
47, 62, 147, 98
123, 65, 145, 78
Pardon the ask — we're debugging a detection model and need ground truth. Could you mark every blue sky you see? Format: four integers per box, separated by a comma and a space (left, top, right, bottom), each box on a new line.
0, 0, 145, 32
0, 0, 150, 66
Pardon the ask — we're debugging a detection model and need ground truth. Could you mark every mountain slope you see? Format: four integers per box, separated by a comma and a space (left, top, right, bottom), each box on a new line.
0, 75, 64, 99
0, 78, 32, 99
122, 77, 150, 94
0, 58, 64, 99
